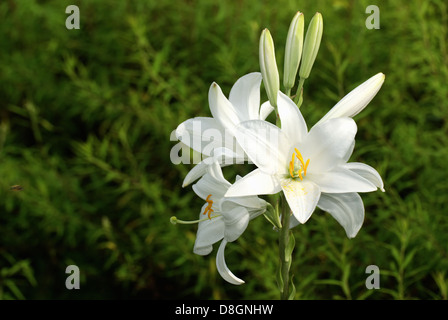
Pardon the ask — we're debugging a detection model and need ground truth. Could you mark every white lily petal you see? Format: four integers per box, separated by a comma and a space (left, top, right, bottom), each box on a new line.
342, 162, 385, 192
281, 179, 321, 224
193, 207, 225, 256
192, 170, 230, 200
222, 193, 266, 213
317, 193, 365, 239
183, 162, 209, 188
317, 73, 385, 124
216, 240, 245, 285
229, 72, 262, 121
209, 82, 240, 132
207, 161, 231, 186
176, 117, 222, 156
304, 118, 357, 173
309, 167, 377, 193
289, 214, 301, 229
343, 140, 355, 162
246, 200, 268, 220
225, 168, 282, 197
220, 206, 250, 242
259, 101, 275, 120
183, 147, 241, 187
234, 120, 289, 174
277, 91, 307, 144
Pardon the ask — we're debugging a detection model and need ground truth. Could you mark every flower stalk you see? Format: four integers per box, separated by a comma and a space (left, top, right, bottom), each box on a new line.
278, 194, 296, 300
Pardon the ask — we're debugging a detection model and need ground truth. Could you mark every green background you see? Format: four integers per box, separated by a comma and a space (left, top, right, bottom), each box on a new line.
0, 0, 447, 299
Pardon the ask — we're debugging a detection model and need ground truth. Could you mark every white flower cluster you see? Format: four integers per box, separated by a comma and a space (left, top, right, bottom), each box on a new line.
172, 11, 385, 285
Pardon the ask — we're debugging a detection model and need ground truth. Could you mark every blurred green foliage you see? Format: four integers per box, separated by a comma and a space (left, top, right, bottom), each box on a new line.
0, 0, 447, 299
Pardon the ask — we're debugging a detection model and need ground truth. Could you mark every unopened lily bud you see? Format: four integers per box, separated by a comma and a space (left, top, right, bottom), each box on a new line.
317, 73, 385, 125
283, 11, 304, 91
259, 28, 280, 107
299, 12, 323, 80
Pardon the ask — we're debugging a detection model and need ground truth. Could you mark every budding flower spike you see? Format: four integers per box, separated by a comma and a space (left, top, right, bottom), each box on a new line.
283, 11, 304, 94
299, 12, 323, 80
259, 28, 280, 108
294, 12, 323, 105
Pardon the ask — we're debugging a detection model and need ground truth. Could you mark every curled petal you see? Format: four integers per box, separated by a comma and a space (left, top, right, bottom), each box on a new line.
342, 162, 385, 192
318, 193, 365, 239
216, 240, 245, 285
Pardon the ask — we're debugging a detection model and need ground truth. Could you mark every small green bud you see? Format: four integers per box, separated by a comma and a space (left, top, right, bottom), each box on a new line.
283, 12, 304, 91
259, 28, 280, 107
299, 12, 323, 80
170, 216, 178, 225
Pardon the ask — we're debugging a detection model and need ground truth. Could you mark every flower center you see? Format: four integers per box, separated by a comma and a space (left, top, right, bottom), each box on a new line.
202, 194, 214, 219
289, 148, 310, 180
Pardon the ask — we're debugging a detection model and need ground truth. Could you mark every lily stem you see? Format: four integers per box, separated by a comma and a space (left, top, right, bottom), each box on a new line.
279, 194, 293, 300
294, 77, 305, 107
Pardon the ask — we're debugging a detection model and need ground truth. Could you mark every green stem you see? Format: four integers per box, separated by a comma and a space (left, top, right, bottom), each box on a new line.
293, 77, 305, 107
279, 194, 293, 300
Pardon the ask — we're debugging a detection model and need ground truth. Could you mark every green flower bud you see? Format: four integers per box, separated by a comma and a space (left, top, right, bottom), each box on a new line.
283, 11, 304, 91
259, 28, 280, 107
299, 12, 323, 80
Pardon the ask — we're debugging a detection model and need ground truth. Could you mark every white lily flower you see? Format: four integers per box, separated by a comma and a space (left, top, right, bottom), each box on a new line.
190, 162, 267, 285
316, 73, 385, 125
175, 72, 274, 186
226, 91, 383, 238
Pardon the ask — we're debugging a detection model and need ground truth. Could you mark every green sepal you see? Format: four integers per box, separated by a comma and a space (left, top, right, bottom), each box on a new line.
276, 262, 284, 294
263, 203, 282, 230
288, 274, 296, 300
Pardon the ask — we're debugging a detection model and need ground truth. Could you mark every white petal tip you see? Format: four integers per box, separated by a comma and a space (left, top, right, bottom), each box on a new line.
380, 188, 385, 192
216, 240, 245, 285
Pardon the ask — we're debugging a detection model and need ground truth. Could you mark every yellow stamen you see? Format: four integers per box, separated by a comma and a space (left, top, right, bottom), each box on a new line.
295, 148, 306, 168
304, 158, 310, 176
297, 168, 303, 180
202, 194, 214, 219
289, 148, 310, 180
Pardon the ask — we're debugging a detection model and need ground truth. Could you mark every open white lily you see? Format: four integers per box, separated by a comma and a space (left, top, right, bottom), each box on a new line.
191, 162, 267, 285
226, 91, 383, 238
175, 72, 274, 187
